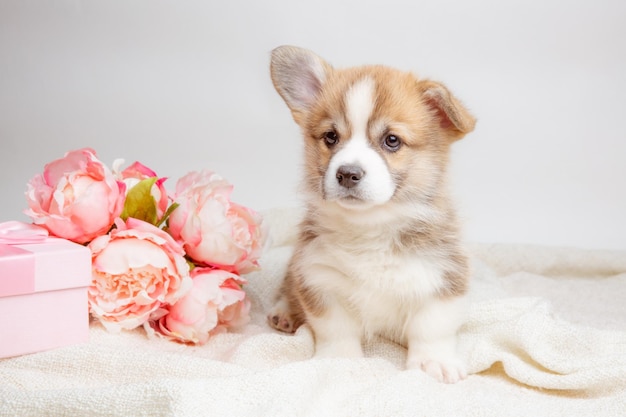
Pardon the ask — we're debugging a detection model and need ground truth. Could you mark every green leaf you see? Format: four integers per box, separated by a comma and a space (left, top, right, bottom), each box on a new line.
120, 177, 159, 225
156, 201, 179, 228
185, 258, 196, 272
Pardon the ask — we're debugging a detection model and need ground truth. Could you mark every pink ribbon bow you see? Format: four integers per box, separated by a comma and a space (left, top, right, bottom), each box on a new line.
0, 221, 49, 244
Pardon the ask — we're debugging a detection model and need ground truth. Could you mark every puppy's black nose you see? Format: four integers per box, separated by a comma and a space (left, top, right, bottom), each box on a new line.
336, 165, 364, 188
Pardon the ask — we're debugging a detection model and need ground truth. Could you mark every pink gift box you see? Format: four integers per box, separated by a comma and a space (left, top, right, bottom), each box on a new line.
0, 222, 91, 358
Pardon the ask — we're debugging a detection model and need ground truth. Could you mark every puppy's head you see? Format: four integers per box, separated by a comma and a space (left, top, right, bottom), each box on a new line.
270, 46, 475, 215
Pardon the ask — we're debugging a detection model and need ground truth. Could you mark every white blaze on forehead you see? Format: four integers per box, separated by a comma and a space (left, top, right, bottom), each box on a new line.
345, 77, 375, 137
322, 76, 396, 208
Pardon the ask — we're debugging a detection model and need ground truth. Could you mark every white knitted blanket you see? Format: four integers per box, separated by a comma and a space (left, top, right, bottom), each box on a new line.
1, 208, 625, 417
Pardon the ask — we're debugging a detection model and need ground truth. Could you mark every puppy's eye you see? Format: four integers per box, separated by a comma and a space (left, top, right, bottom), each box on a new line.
323, 131, 339, 147
383, 134, 402, 152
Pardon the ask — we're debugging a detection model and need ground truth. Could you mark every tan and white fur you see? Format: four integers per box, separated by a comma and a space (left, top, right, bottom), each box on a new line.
267, 45, 476, 383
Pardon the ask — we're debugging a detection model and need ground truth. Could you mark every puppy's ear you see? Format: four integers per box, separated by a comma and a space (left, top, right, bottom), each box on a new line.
270, 45, 331, 124
418, 80, 476, 141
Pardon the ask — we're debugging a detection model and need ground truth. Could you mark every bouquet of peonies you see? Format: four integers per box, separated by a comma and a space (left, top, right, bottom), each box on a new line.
24, 148, 263, 345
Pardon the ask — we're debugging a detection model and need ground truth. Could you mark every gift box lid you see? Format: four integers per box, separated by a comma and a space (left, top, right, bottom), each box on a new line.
0, 222, 91, 298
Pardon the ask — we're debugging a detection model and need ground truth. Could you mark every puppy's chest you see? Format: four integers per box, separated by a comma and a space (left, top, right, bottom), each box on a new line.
309, 234, 446, 302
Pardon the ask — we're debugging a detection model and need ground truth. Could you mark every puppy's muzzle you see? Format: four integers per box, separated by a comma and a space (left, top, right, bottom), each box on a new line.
336, 165, 365, 189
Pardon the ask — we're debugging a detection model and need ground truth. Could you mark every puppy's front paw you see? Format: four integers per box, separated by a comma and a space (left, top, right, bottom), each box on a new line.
407, 356, 467, 384
267, 299, 297, 333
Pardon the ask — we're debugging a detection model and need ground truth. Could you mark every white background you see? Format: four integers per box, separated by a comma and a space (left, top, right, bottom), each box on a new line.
1, 0, 625, 250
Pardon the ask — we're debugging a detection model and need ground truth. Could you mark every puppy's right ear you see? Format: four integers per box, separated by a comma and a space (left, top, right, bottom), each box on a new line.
270, 46, 330, 124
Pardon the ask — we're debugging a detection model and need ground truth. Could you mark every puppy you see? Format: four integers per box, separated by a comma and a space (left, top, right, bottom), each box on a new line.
267, 45, 476, 383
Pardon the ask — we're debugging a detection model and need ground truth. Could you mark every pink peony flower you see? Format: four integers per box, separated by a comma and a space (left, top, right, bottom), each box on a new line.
88, 217, 192, 332
113, 160, 170, 223
167, 170, 263, 274
24, 148, 125, 244
150, 267, 250, 344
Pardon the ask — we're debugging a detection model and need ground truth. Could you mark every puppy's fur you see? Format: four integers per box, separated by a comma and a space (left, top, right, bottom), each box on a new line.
267, 46, 476, 383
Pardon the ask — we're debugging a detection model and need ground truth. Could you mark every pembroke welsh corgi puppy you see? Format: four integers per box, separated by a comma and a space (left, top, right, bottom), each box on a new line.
267, 45, 476, 383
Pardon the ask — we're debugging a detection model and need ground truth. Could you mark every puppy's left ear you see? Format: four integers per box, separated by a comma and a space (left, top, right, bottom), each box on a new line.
270, 45, 331, 125
418, 80, 476, 141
